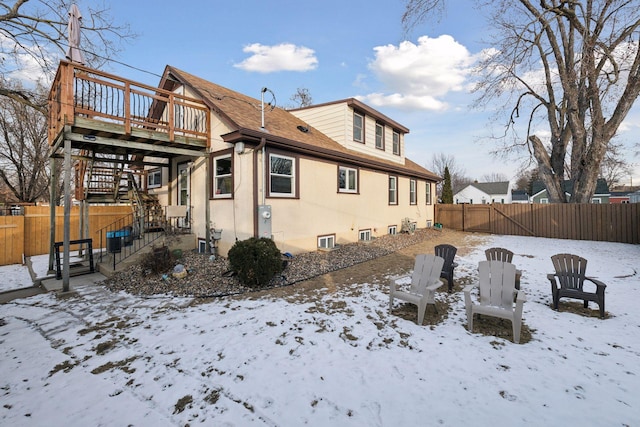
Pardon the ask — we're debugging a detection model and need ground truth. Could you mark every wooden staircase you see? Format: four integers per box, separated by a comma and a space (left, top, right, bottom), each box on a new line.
76, 152, 165, 233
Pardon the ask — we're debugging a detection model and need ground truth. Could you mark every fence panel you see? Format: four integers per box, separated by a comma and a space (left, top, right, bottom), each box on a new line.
0, 216, 24, 265
20, 205, 132, 258
436, 203, 639, 244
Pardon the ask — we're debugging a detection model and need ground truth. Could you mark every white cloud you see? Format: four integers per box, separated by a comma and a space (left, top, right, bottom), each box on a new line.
234, 43, 318, 73
0, 33, 53, 87
356, 92, 447, 111
362, 35, 477, 111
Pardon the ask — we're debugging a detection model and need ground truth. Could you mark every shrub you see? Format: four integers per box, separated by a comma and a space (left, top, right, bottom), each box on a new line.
228, 237, 283, 288
140, 245, 175, 274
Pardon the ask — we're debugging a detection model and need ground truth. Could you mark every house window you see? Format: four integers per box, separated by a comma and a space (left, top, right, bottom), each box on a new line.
389, 175, 398, 205
410, 179, 417, 205
147, 169, 162, 188
338, 166, 358, 193
353, 111, 364, 143
388, 225, 397, 235
425, 182, 432, 205
358, 229, 372, 241
540, 198, 549, 204
213, 154, 232, 198
375, 123, 384, 150
392, 131, 400, 155
591, 198, 601, 204
318, 234, 335, 249
269, 153, 295, 197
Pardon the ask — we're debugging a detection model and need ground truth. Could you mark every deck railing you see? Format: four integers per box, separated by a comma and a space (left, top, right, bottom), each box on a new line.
48, 60, 210, 146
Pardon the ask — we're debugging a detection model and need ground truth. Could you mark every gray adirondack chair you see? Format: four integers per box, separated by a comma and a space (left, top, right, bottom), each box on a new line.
548, 253, 607, 318
464, 260, 526, 343
485, 247, 521, 290
389, 254, 445, 325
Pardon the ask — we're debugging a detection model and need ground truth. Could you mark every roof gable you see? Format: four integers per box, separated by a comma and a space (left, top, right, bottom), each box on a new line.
531, 178, 610, 197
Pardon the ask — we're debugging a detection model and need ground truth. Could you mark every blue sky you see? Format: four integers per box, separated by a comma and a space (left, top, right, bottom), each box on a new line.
91, 1, 639, 185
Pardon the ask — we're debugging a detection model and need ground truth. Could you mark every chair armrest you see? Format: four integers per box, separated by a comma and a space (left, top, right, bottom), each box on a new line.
515, 289, 527, 303
585, 277, 607, 290
462, 284, 475, 295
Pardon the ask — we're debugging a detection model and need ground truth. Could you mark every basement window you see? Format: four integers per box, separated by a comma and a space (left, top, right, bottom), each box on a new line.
318, 234, 335, 250
359, 229, 372, 241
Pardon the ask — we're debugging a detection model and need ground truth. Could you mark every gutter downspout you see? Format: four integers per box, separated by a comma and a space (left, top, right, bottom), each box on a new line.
253, 137, 267, 238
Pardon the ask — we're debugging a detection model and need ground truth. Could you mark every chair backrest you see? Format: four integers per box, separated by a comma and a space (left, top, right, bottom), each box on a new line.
550, 253, 587, 291
434, 244, 457, 271
478, 260, 517, 309
410, 254, 445, 295
485, 247, 514, 263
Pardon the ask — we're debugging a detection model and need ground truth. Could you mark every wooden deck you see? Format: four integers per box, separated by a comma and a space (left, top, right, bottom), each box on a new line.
48, 61, 210, 160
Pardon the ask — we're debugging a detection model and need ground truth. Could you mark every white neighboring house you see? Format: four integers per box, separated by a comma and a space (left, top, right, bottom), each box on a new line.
454, 181, 512, 204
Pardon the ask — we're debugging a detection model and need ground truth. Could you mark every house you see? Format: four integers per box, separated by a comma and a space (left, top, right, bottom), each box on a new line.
609, 186, 640, 204
454, 181, 512, 204
530, 179, 610, 203
630, 190, 640, 203
147, 67, 440, 255
511, 189, 530, 204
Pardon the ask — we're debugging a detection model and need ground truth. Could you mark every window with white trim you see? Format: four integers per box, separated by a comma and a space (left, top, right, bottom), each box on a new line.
540, 198, 549, 204
147, 169, 162, 188
269, 154, 295, 197
353, 111, 364, 142
388, 225, 397, 235
410, 179, 417, 205
338, 166, 358, 193
392, 131, 400, 155
359, 229, 371, 241
389, 176, 398, 205
425, 182, 432, 205
375, 122, 384, 150
591, 198, 601, 204
213, 154, 232, 198
318, 234, 335, 249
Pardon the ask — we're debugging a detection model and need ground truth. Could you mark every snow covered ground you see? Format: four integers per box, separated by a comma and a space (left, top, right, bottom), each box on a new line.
0, 234, 638, 426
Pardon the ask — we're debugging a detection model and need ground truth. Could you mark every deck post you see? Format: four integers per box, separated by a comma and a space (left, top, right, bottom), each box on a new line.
48, 156, 57, 273
62, 137, 71, 292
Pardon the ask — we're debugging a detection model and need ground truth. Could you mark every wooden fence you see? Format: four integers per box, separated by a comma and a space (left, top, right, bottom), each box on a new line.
0, 205, 132, 266
436, 203, 640, 244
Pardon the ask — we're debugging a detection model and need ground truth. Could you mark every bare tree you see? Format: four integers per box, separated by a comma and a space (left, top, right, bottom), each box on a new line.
0, 0, 135, 113
0, 81, 53, 203
600, 142, 634, 189
288, 87, 313, 109
404, 0, 640, 203
481, 172, 508, 183
430, 152, 472, 194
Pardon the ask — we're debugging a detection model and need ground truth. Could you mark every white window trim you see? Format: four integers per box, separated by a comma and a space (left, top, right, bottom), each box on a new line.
147, 169, 162, 189
318, 234, 335, 249
359, 229, 372, 241
269, 153, 296, 197
591, 198, 601, 204
410, 179, 417, 205
389, 176, 398, 205
375, 123, 384, 150
388, 225, 397, 235
353, 111, 364, 143
392, 131, 400, 155
213, 154, 232, 199
338, 166, 358, 193
426, 182, 432, 205
540, 198, 549, 204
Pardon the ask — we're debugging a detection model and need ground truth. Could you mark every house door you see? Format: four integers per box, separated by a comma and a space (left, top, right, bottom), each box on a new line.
177, 162, 190, 228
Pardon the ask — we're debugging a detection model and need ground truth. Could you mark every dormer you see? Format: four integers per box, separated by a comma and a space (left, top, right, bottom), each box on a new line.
290, 98, 408, 165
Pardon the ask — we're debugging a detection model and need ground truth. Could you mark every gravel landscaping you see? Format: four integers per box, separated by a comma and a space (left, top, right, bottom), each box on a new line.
102, 228, 444, 298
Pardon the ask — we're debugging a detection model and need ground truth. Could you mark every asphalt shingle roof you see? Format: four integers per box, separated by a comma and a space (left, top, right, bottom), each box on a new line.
162, 66, 440, 181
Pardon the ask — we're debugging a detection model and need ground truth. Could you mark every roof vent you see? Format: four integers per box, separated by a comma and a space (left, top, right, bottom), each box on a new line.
297, 125, 309, 133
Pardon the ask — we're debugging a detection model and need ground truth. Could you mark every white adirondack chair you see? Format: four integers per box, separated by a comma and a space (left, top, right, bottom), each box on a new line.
389, 254, 445, 325
464, 260, 526, 343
